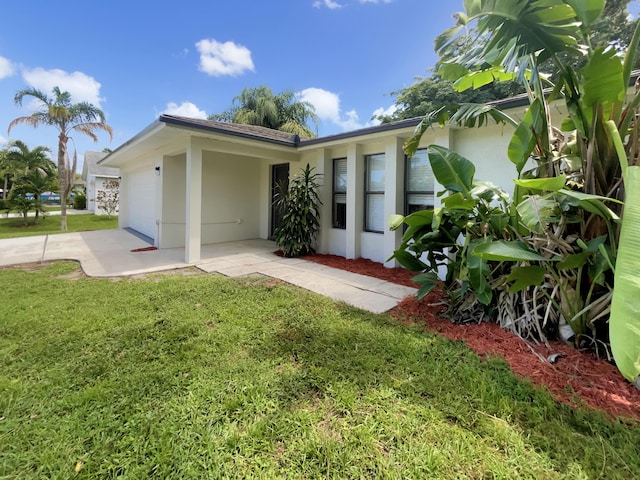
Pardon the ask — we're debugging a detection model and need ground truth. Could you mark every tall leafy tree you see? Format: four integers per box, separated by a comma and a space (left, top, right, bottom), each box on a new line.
375, 74, 520, 123
8, 87, 113, 230
209, 86, 318, 138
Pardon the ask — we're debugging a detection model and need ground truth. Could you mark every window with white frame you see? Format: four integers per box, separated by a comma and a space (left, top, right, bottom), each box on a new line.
405, 149, 434, 214
333, 158, 347, 229
364, 153, 385, 233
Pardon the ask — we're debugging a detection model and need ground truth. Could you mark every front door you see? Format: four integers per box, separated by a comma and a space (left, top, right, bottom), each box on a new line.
270, 163, 289, 239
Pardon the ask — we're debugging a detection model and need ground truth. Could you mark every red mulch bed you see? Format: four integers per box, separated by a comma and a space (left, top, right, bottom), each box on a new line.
304, 253, 640, 422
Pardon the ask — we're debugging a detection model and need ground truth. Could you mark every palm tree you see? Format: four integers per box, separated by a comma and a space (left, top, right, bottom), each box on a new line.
8, 87, 113, 230
209, 86, 318, 138
5, 140, 56, 223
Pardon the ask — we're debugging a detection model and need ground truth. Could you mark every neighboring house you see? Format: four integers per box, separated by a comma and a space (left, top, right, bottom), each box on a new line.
82, 151, 120, 215
99, 102, 562, 266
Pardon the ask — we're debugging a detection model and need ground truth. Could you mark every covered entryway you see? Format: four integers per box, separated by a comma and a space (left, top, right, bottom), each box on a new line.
128, 169, 156, 240
100, 114, 301, 263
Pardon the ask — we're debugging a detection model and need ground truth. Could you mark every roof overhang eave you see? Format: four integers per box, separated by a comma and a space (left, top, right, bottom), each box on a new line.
99, 119, 166, 167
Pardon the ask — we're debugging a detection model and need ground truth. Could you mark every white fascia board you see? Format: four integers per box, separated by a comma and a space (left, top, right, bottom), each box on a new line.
99, 120, 166, 167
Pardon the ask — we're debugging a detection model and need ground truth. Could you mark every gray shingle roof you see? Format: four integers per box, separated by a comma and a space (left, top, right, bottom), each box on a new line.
160, 114, 303, 146
159, 114, 422, 148
83, 151, 119, 180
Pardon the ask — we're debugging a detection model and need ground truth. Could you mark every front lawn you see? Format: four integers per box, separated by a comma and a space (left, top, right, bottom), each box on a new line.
0, 262, 638, 479
0, 214, 117, 239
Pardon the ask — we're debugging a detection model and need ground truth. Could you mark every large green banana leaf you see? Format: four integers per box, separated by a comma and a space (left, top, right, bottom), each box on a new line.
427, 145, 475, 197
610, 165, 640, 385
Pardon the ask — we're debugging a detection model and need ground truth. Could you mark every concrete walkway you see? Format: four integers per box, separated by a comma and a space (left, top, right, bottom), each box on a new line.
0, 229, 415, 314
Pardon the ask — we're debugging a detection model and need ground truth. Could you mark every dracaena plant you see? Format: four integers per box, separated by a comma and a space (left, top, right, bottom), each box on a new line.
273, 164, 322, 258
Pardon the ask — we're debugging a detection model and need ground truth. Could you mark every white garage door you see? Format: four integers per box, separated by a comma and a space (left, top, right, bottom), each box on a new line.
128, 169, 156, 240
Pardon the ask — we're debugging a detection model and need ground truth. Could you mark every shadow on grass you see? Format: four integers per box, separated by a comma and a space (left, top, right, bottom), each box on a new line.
248, 301, 640, 477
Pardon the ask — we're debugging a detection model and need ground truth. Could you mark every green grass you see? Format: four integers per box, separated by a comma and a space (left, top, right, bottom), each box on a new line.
0, 214, 118, 239
0, 262, 638, 479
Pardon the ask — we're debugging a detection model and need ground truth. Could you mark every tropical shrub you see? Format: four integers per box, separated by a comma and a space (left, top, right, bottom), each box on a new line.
274, 164, 322, 257
4, 140, 56, 225
7, 189, 38, 226
391, 0, 640, 374
73, 192, 87, 210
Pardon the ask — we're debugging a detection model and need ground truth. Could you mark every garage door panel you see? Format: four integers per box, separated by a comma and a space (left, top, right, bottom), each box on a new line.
128, 170, 156, 240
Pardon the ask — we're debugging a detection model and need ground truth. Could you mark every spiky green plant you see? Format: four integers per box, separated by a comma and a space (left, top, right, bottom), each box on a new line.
274, 164, 322, 257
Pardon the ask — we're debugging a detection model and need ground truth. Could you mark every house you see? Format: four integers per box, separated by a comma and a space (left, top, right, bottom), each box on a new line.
99, 105, 552, 266
82, 151, 120, 215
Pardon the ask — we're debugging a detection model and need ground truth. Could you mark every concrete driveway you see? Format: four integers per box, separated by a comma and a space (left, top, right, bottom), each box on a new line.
0, 229, 416, 313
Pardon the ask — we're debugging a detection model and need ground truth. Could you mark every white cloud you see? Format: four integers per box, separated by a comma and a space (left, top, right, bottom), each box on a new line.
0, 134, 7, 145
370, 104, 398, 125
0, 56, 15, 79
313, 0, 343, 9
22, 67, 104, 107
340, 109, 364, 131
298, 88, 341, 123
162, 101, 207, 119
298, 87, 365, 131
196, 39, 255, 77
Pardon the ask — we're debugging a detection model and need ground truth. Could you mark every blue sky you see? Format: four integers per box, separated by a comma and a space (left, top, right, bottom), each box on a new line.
0, 0, 463, 169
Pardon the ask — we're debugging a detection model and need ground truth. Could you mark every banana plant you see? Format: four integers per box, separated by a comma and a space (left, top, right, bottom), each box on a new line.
389, 145, 512, 310
427, 0, 640, 236
397, 0, 640, 353
606, 120, 640, 386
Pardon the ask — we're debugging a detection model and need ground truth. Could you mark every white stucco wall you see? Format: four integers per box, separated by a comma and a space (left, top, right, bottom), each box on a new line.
86, 177, 96, 213
201, 151, 262, 244
160, 154, 186, 248
450, 124, 516, 196
159, 151, 264, 248
360, 232, 385, 263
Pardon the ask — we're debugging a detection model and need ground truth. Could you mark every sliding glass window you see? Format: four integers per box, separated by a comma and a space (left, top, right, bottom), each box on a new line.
405, 149, 434, 214
365, 153, 385, 233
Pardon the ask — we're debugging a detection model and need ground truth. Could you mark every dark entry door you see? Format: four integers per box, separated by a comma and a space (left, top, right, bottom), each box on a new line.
271, 163, 289, 239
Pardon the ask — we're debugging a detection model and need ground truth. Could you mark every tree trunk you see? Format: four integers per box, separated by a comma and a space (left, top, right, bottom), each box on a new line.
34, 193, 40, 224
58, 133, 68, 231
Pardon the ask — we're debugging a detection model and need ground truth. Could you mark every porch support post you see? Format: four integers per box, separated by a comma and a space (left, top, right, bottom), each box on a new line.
384, 137, 404, 268
185, 138, 202, 263
346, 143, 363, 259
316, 148, 332, 254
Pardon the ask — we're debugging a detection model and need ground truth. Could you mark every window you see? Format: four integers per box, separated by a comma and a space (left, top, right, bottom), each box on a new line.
365, 153, 385, 233
333, 158, 347, 229
405, 149, 434, 214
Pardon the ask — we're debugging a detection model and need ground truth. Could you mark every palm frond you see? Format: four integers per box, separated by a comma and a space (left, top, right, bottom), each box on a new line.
450, 102, 518, 128
72, 122, 114, 142
279, 120, 315, 138
7, 116, 46, 135
14, 88, 50, 107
